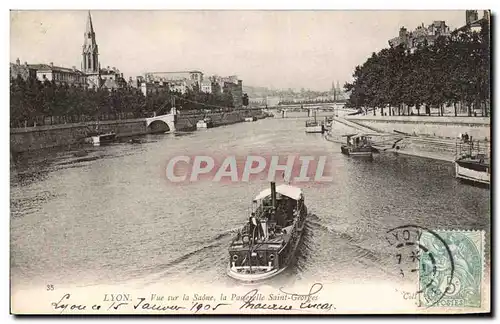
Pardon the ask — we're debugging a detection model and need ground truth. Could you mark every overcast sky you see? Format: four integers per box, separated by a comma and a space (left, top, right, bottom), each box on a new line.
10, 10, 469, 91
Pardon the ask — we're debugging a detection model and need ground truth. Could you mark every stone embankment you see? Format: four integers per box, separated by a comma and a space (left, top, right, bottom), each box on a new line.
10, 110, 265, 153
325, 116, 490, 162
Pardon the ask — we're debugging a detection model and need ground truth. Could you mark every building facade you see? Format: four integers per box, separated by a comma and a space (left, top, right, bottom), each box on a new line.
207, 75, 243, 109
453, 10, 490, 34
389, 11, 490, 51
138, 70, 204, 96
388, 20, 451, 51
137, 70, 244, 109
169, 79, 196, 94
200, 79, 213, 93
144, 71, 203, 85
10, 59, 87, 87
35, 63, 87, 87
100, 66, 127, 90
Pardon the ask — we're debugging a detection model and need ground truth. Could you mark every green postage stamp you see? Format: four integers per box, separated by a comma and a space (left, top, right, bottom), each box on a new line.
418, 230, 485, 308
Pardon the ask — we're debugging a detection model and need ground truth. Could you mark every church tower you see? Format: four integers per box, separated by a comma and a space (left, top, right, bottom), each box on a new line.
82, 11, 100, 88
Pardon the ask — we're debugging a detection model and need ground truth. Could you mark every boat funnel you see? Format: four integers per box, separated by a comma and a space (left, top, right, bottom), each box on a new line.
270, 182, 276, 209
260, 221, 268, 240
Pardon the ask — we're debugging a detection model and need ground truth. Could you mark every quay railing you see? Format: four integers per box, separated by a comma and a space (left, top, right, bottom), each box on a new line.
455, 139, 490, 159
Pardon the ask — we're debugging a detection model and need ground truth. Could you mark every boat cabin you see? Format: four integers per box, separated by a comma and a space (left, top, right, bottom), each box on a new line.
305, 120, 320, 127
254, 184, 304, 227
232, 184, 305, 247
345, 134, 372, 148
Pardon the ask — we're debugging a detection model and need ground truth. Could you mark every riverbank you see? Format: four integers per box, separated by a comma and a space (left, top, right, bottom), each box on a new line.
10, 110, 265, 153
10, 118, 147, 153
346, 115, 490, 140
324, 132, 455, 162
323, 114, 490, 163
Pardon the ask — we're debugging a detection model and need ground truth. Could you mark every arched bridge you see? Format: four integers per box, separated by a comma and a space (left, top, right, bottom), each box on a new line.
145, 108, 176, 133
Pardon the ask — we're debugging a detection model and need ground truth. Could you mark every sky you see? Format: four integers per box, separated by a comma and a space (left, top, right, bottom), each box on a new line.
10, 10, 470, 91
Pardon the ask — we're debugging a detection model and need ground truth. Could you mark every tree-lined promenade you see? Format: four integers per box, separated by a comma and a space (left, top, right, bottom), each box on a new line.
344, 20, 490, 117
9, 76, 236, 128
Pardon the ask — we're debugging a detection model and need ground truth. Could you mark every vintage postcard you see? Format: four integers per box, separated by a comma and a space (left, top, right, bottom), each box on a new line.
9, 9, 491, 315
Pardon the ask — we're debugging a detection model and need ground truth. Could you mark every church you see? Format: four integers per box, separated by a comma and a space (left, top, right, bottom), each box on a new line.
81, 11, 126, 90
10, 11, 126, 90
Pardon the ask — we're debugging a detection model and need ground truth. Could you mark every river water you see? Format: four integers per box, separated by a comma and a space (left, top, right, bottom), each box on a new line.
10, 117, 490, 293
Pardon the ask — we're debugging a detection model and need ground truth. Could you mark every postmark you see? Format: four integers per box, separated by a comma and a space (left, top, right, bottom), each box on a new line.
386, 225, 455, 307
418, 230, 484, 308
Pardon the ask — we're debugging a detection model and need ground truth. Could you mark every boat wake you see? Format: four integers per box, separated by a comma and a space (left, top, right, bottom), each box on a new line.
126, 213, 390, 287
128, 228, 241, 285
294, 213, 392, 280
211, 226, 241, 242
305, 214, 339, 235
294, 219, 315, 274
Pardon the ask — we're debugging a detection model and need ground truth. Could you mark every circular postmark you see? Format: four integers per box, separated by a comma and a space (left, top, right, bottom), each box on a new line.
385, 225, 455, 308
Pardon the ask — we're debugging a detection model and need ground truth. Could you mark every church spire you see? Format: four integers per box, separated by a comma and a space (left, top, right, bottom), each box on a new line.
86, 10, 94, 34
82, 11, 99, 78
83, 11, 97, 48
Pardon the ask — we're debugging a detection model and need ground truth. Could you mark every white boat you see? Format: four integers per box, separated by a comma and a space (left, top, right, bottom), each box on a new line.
455, 160, 490, 185
245, 117, 257, 122
305, 111, 325, 133
227, 182, 308, 282
85, 131, 116, 146
196, 117, 213, 129
305, 122, 324, 133
455, 140, 490, 186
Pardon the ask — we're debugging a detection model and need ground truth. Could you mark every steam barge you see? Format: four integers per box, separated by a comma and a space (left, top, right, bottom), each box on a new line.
227, 182, 308, 282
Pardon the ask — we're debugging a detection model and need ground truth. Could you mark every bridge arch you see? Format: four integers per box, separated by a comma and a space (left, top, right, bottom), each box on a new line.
145, 113, 176, 133
147, 120, 172, 134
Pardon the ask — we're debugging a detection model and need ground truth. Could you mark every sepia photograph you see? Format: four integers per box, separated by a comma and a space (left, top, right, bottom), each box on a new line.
9, 6, 492, 315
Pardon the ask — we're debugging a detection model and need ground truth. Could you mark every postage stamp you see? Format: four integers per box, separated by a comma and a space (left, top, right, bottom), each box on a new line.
418, 230, 484, 308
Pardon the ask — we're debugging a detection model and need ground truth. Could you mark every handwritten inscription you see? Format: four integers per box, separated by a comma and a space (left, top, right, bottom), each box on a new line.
51, 294, 88, 313
49, 284, 334, 314
237, 283, 334, 311
134, 297, 185, 311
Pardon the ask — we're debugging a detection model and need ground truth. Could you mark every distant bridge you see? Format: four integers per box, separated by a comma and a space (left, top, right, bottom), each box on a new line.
250, 102, 346, 111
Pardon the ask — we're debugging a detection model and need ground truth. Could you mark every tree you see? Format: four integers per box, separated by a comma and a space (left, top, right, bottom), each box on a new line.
242, 93, 249, 107
344, 24, 490, 118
